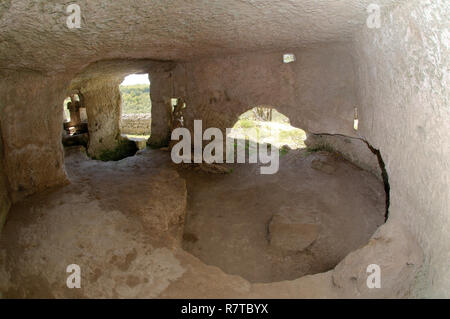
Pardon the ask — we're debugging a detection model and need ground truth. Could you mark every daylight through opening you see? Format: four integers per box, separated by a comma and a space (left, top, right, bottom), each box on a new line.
119, 73, 151, 150
228, 106, 307, 150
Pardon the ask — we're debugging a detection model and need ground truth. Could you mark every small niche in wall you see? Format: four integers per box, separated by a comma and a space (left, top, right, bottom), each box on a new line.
171, 98, 178, 111
354, 107, 359, 131
283, 53, 295, 64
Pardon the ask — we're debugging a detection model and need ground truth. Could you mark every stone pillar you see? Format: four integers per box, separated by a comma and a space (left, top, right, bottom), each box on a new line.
0, 70, 70, 202
80, 79, 122, 159
67, 94, 82, 127
80, 78, 136, 161
148, 70, 173, 148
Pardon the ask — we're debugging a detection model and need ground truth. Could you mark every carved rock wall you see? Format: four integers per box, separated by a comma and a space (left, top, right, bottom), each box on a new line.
0, 71, 70, 202
171, 43, 359, 138
353, 0, 449, 297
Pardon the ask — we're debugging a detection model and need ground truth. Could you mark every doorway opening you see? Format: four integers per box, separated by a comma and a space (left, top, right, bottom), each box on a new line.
62, 93, 89, 148
119, 73, 151, 150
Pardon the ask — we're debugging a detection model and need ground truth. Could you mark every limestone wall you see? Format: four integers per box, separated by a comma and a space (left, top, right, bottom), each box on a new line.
120, 113, 151, 135
0, 130, 11, 235
353, 0, 449, 297
165, 43, 382, 174
148, 66, 175, 148
305, 133, 383, 179
0, 71, 69, 202
171, 43, 359, 137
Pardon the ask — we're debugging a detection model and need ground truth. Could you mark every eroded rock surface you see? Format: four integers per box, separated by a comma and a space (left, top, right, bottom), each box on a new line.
180, 149, 388, 283
0, 0, 443, 298
0, 149, 187, 298
0, 149, 423, 298
332, 221, 424, 298
269, 210, 319, 253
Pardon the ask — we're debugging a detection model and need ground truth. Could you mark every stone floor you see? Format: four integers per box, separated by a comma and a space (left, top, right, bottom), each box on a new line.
0, 146, 413, 298
180, 149, 385, 283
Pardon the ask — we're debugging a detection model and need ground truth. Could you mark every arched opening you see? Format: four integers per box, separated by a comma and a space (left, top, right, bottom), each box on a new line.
62, 71, 154, 162
228, 106, 307, 151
